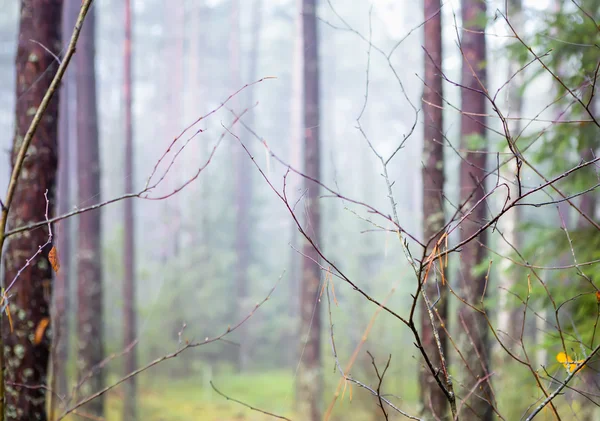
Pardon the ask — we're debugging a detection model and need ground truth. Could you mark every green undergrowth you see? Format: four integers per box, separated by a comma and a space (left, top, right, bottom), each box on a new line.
61, 369, 403, 420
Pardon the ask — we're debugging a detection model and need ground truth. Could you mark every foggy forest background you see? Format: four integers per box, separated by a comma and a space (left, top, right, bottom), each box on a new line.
1, 0, 600, 420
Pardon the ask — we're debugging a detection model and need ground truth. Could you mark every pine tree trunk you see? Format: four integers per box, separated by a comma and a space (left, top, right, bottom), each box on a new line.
419, 0, 448, 417
458, 1, 493, 419
3, 2, 61, 420
76, 6, 104, 416
52, 0, 78, 404
296, 0, 322, 419
497, 0, 523, 354
287, 0, 303, 369
228, 0, 248, 372
234, 0, 262, 371
122, 0, 137, 418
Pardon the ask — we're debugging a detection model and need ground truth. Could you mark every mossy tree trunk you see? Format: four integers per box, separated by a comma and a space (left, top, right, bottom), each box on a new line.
419, 0, 448, 418
3, 1, 62, 420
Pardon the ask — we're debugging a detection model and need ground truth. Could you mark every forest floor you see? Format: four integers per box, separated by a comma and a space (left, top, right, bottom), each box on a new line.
60, 369, 412, 420
108, 370, 295, 420
57, 366, 567, 420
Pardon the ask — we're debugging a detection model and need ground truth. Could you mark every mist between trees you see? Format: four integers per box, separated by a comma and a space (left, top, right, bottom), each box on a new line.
0, 0, 599, 420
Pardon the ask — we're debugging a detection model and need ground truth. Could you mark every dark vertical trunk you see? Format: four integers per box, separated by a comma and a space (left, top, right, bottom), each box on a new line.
458, 1, 493, 420
297, 0, 322, 419
3, 1, 61, 420
76, 6, 104, 417
52, 0, 77, 403
122, 0, 137, 419
420, 0, 447, 418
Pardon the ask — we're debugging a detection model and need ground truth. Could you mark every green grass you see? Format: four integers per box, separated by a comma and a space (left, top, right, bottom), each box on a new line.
59, 368, 418, 420
86, 370, 294, 421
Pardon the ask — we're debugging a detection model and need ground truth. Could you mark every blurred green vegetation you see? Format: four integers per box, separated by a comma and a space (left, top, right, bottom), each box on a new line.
60, 369, 415, 421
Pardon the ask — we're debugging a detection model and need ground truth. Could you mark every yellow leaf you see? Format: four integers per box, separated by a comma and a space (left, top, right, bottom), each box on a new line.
34, 317, 49, 345
49, 246, 60, 274
556, 352, 585, 373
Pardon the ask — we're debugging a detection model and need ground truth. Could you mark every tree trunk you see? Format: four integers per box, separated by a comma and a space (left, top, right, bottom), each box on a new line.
3, 2, 61, 420
419, 0, 448, 418
287, 0, 303, 369
296, 0, 322, 419
575, 83, 598, 421
162, 1, 184, 259
76, 6, 104, 416
234, 0, 262, 371
4, 0, 62, 417
184, 0, 204, 174
496, 0, 523, 354
122, 0, 137, 419
458, 1, 493, 419
229, 0, 249, 372
52, 0, 78, 404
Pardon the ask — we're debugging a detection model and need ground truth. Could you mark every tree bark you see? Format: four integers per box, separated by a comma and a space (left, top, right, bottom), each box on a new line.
230, 0, 249, 372
287, 0, 303, 369
52, 0, 77, 403
122, 0, 137, 419
419, 0, 448, 418
458, 1, 493, 419
234, 0, 262, 371
162, 1, 184, 260
496, 0, 523, 354
3, 1, 62, 420
296, 0, 322, 419
76, 6, 104, 416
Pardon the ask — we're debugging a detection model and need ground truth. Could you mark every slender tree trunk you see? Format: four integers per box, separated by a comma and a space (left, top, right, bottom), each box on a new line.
497, 0, 523, 354
76, 6, 104, 416
163, 1, 184, 260
184, 0, 203, 176
229, 0, 249, 372
287, 0, 303, 369
297, 0, 322, 419
234, 0, 262, 371
419, 0, 448, 418
534, 0, 562, 373
3, 2, 61, 420
577, 99, 598, 225
52, 0, 77, 404
575, 83, 598, 421
458, 1, 493, 419
122, 0, 137, 419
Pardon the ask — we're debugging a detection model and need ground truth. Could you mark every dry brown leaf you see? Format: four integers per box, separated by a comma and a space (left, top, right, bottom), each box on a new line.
34, 317, 49, 345
5, 302, 13, 333
49, 245, 60, 274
